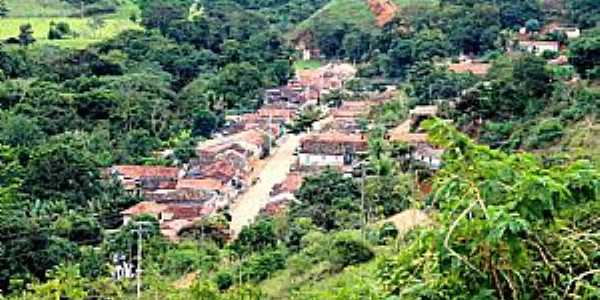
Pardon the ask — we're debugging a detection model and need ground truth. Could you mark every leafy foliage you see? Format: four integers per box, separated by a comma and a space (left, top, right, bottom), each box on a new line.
377, 119, 600, 299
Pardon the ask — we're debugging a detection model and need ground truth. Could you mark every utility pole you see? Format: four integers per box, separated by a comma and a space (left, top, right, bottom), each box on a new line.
361, 163, 366, 237
265, 92, 273, 156
132, 221, 152, 300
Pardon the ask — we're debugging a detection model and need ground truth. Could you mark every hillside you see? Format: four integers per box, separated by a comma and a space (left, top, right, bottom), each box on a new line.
1, 0, 140, 48
293, 0, 436, 39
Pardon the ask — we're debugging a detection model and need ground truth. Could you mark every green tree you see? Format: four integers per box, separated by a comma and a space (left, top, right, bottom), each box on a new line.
18, 23, 35, 47
208, 62, 264, 109
377, 118, 600, 299
525, 18, 541, 32
513, 54, 550, 98
567, 0, 600, 29
24, 135, 101, 206
291, 170, 360, 231
0, 112, 44, 148
569, 29, 600, 78
192, 109, 219, 138
27, 264, 88, 300
0, 0, 9, 17
232, 217, 278, 256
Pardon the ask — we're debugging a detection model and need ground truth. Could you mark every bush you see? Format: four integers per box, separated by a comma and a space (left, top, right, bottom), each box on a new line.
232, 217, 278, 256
239, 249, 286, 283
162, 241, 220, 275
214, 271, 233, 291
48, 21, 72, 40
525, 118, 564, 149
542, 50, 559, 60
378, 222, 399, 244
329, 231, 374, 270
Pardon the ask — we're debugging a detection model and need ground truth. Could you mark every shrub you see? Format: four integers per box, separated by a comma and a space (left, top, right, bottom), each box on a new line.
231, 217, 278, 256
239, 249, 286, 283
48, 21, 72, 40
541, 50, 559, 60
525, 118, 564, 149
214, 271, 233, 291
329, 231, 374, 270
378, 222, 399, 244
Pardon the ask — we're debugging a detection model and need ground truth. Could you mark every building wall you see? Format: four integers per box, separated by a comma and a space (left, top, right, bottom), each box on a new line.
522, 43, 559, 55
299, 153, 344, 167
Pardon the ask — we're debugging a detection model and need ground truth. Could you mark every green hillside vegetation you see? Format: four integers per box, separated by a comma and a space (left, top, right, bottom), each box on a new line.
1, 0, 140, 48
294, 0, 437, 36
0, 0, 599, 299
295, 0, 377, 34
0, 18, 141, 48
4, 0, 77, 17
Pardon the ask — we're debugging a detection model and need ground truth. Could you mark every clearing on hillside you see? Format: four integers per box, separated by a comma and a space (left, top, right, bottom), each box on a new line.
1, 0, 141, 48
291, 0, 437, 44
5, 0, 78, 17
368, 0, 399, 27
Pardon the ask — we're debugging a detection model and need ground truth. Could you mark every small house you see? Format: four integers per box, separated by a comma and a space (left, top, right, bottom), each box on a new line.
298, 132, 368, 167
109, 165, 181, 192
518, 41, 560, 55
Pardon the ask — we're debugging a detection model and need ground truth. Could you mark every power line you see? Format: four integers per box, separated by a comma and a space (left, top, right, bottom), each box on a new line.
131, 221, 152, 300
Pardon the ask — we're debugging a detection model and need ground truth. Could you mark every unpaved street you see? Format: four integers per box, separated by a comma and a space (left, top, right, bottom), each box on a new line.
229, 134, 301, 236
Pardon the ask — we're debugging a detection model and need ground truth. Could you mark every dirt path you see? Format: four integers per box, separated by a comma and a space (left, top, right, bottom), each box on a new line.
229, 134, 302, 236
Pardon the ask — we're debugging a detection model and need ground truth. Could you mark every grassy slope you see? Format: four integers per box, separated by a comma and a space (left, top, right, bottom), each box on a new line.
5, 0, 77, 17
294, 0, 377, 36
259, 246, 393, 299
293, 0, 437, 38
1, 0, 141, 48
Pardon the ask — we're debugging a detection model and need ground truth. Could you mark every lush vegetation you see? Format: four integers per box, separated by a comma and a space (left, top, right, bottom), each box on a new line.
1, 0, 599, 298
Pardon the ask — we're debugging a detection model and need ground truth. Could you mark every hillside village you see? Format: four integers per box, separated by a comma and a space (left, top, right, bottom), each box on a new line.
109, 62, 445, 241
1, 0, 599, 298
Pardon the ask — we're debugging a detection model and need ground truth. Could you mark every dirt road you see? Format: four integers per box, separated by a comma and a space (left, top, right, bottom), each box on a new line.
229, 134, 302, 236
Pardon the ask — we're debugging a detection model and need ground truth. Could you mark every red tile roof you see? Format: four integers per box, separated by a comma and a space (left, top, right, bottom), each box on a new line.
258, 108, 295, 119
121, 201, 167, 215
271, 172, 303, 196
197, 160, 238, 182
164, 204, 213, 220
113, 165, 179, 179
333, 109, 367, 119
260, 200, 289, 216
237, 129, 266, 148
176, 178, 225, 191
448, 62, 491, 76
300, 132, 368, 155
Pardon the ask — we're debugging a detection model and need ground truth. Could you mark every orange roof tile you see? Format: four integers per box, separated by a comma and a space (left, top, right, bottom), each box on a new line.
272, 172, 303, 195
301, 132, 368, 154
121, 201, 167, 215
113, 165, 179, 179
448, 62, 491, 76
176, 178, 225, 191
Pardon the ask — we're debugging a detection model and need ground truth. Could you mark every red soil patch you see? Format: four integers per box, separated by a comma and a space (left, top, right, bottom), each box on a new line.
367, 0, 399, 27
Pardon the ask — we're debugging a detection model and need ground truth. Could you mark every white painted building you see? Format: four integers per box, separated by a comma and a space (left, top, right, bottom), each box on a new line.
519, 41, 560, 55
298, 132, 368, 168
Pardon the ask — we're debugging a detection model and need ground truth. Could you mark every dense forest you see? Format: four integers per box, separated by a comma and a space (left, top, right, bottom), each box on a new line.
0, 0, 599, 299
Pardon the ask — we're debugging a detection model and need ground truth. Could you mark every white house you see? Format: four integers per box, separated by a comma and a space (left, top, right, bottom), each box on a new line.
298, 132, 368, 167
519, 41, 560, 55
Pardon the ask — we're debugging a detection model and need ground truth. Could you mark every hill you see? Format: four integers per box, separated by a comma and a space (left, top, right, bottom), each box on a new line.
293, 0, 436, 39
4, 0, 78, 17
1, 0, 140, 48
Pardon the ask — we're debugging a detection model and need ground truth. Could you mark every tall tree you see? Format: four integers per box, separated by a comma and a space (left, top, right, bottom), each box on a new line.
0, 0, 9, 17
18, 23, 35, 47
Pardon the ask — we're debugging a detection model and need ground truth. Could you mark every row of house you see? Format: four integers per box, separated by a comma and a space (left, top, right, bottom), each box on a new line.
516, 22, 581, 56
111, 126, 280, 240
291, 64, 357, 101
387, 105, 444, 171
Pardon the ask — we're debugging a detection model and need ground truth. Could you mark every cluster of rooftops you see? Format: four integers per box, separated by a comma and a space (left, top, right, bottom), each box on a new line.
108, 62, 449, 241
